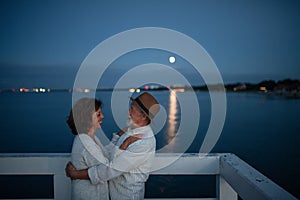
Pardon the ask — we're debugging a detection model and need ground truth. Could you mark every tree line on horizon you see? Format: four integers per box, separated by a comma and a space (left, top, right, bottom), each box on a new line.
223, 79, 300, 92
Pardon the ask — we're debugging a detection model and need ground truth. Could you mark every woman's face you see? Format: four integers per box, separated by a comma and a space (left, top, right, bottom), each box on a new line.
91, 108, 104, 131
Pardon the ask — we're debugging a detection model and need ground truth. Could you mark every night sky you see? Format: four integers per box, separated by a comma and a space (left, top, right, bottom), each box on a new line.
1, 0, 299, 89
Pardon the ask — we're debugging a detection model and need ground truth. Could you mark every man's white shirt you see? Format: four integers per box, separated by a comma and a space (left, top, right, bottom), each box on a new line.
88, 124, 156, 200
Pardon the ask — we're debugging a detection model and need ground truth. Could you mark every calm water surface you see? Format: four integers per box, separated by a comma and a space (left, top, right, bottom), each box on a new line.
0, 91, 299, 198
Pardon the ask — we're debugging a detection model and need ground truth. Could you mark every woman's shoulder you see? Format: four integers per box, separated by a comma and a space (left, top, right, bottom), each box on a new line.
71, 134, 108, 168
71, 135, 85, 152
72, 134, 94, 153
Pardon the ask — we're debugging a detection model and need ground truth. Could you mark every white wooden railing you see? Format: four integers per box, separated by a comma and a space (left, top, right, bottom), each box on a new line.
0, 153, 297, 200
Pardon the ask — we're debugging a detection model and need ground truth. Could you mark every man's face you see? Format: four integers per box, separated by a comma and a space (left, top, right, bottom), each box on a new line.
128, 101, 144, 125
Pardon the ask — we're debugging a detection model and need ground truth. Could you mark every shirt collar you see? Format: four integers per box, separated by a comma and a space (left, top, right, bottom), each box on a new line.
128, 124, 153, 136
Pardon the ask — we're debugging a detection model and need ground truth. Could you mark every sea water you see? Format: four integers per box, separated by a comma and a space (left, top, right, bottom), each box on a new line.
0, 90, 299, 198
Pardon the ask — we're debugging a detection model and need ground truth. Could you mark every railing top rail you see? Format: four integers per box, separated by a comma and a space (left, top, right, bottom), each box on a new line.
0, 153, 297, 199
0, 153, 71, 157
0, 152, 225, 157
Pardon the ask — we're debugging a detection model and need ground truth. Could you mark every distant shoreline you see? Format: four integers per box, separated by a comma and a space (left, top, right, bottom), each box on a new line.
1, 79, 299, 99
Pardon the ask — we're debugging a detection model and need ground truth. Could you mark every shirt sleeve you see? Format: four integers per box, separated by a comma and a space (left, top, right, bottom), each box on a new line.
88, 139, 154, 184
103, 133, 121, 160
111, 140, 153, 172
111, 132, 120, 145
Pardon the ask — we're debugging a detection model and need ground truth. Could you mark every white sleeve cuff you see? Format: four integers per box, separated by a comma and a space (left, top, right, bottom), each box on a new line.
88, 166, 103, 185
111, 133, 120, 145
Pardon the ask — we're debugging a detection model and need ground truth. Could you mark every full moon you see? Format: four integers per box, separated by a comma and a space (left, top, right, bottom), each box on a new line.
169, 56, 176, 63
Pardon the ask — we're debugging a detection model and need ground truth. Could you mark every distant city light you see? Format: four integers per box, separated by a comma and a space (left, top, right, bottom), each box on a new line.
129, 88, 141, 93
76, 88, 83, 92
259, 86, 267, 91
150, 85, 159, 89
19, 87, 29, 92
169, 56, 176, 64
173, 88, 185, 92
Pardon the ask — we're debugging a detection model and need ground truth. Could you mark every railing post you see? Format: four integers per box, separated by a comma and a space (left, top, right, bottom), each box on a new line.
54, 174, 71, 200
216, 175, 237, 200
219, 154, 298, 200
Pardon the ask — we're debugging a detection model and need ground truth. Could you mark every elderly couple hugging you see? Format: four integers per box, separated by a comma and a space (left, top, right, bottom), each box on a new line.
65, 92, 160, 200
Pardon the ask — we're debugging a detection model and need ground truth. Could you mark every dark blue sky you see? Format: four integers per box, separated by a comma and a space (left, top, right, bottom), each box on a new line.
0, 0, 300, 88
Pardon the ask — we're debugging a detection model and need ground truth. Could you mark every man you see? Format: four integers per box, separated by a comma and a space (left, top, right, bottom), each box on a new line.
66, 92, 160, 200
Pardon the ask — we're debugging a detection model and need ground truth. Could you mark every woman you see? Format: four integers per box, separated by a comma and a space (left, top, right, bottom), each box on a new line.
67, 98, 109, 200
